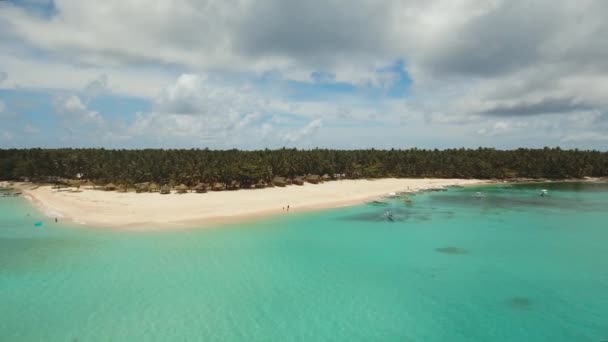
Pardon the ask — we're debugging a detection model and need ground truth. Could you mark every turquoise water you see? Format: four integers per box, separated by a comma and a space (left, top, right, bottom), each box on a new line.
1, 183, 607, 341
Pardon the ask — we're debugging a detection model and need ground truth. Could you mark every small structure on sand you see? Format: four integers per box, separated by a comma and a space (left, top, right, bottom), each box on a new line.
305, 175, 321, 184
212, 182, 225, 191
104, 183, 117, 191
148, 183, 160, 192
135, 182, 150, 193
293, 176, 304, 186
228, 180, 240, 190
322, 174, 332, 182
272, 176, 287, 187
256, 179, 267, 189
176, 184, 189, 194
160, 184, 171, 194
193, 183, 208, 193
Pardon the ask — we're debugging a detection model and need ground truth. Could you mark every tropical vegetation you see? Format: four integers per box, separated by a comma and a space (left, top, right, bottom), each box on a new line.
1, 148, 607, 188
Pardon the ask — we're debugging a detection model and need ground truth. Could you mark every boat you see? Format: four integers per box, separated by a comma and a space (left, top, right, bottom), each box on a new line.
473, 192, 484, 199
540, 189, 548, 196
384, 210, 394, 221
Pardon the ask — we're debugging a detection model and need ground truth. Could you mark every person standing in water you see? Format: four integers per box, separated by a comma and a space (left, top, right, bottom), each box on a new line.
287, 205, 290, 212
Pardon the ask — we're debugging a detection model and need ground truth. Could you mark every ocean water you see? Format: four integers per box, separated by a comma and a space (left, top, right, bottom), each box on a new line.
1, 183, 607, 341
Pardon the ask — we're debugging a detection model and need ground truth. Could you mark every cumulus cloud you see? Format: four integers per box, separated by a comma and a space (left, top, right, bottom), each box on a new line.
1, 0, 608, 148
59, 95, 102, 123
120, 73, 272, 146
561, 132, 608, 143
284, 119, 323, 143
23, 124, 40, 135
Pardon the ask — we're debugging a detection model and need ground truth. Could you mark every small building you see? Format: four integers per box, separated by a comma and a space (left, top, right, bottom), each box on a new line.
305, 175, 321, 184
104, 183, 117, 191
148, 183, 160, 192
212, 182, 225, 191
256, 179, 267, 189
228, 180, 240, 190
322, 174, 332, 182
272, 176, 287, 187
160, 184, 171, 194
293, 176, 304, 186
176, 184, 189, 194
135, 182, 150, 193
193, 183, 208, 193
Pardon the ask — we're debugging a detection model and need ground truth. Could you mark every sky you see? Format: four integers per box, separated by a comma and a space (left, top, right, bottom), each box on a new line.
0, 0, 607, 150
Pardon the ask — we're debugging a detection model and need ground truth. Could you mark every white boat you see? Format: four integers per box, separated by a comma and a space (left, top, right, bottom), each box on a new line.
540, 189, 548, 196
473, 192, 484, 199
384, 210, 394, 221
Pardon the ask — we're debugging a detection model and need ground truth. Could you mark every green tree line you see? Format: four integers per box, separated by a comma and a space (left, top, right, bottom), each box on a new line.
1, 148, 607, 186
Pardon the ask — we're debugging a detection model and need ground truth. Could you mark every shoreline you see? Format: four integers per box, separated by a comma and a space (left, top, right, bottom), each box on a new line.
9, 177, 608, 231
14, 178, 486, 230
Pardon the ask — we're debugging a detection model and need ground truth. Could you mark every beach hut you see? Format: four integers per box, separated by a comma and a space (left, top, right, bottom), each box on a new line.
322, 174, 332, 182
104, 183, 117, 191
193, 183, 208, 193
176, 184, 189, 194
135, 182, 150, 193
272, 176, 287, 187
256, 179, 267, 189
228, 180, 240, 190
305, 175, 321, 184
212, 182, 225, 191
148, 182, 160, 192
160, 184, 171, 194
293, 176, 304, 186
116, 185, 128, 193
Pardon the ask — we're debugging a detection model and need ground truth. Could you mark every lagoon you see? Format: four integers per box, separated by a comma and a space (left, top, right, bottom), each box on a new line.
1, 183, 607, 341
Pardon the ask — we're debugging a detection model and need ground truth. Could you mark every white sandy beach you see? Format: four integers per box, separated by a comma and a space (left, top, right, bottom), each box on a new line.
15, 178, 485, 229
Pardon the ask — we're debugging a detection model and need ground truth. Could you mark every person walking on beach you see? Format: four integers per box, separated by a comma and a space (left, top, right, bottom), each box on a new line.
287, 205, 290, 212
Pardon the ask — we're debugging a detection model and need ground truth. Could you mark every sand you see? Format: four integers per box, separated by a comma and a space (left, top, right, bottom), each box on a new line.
17, 178, 485, 230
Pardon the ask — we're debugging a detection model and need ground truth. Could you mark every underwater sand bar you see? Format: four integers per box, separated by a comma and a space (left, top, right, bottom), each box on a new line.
18, 178, 485, 230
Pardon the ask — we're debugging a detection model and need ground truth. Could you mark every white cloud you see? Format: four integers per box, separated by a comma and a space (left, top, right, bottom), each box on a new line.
283, 119, 323, 143
561, 132, 608, 143
23, 124, 40, 135
1, 130, 13, 141
1, 0, 608, 149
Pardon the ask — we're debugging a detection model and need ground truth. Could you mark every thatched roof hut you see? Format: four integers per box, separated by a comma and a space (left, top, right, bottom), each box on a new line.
104, 183, 117, 191
322, 174, 332, 181
305, 175, 321, 184
256, 179, 267, 189
67, 179, 82, 187
193, 183, 208, 193
293, 176, 304, 185
176, 184, 189, 194
135, 182, 150, 193
212, 182, 225, 191
160, 184, 171, 194
229, 180, 240, 190
272, 176, 286, 187
148, 182, 160, 192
